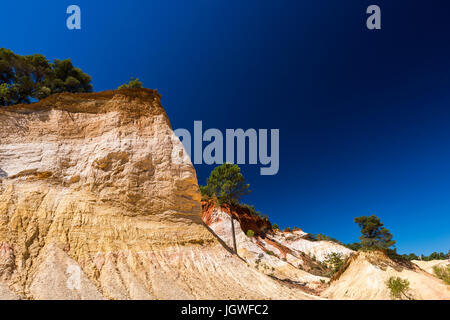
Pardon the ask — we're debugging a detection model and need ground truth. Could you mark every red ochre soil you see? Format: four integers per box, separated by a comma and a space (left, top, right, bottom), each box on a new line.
202, 200, 272, 236
201, 200, 326, 275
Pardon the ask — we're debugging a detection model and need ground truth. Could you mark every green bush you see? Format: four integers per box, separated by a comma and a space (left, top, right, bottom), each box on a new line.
272, 223, 280, 230
199, 185, 213, 200
324, 252, 346, 277
345, 242, 362, 251
246, 229, 255, 237
118, 77, 143, 89
386, 277, 413, 300
433, 265, 450, 285
239, 203, 265, 218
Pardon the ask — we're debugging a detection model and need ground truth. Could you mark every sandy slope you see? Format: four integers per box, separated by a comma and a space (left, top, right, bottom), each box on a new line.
322, 251, 450, 300
412, 259, 449, 274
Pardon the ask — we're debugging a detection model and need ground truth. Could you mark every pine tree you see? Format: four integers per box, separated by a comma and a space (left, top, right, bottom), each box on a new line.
0, 48, 92, 106
354, 215, 396, 250
203, 163, 250, 254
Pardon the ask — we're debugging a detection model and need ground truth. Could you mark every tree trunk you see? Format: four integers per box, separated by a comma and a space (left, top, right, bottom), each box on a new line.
230, 204, 238, 254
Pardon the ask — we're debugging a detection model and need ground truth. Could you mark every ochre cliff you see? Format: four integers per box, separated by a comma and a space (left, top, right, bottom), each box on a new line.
0, 89, 316, 299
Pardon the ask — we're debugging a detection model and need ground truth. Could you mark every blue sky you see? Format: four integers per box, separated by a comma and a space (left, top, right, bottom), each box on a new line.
2, 0, 449, 255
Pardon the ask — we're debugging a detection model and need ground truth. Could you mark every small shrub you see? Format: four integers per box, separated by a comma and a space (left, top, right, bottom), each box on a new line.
433, 265, 450, 285
272, 223, 280, 230
246, 229, 255, 237
324, 252, 345, 277
118, 77, 143, 90
386, 277, 413, 300
305, 233, 317, 241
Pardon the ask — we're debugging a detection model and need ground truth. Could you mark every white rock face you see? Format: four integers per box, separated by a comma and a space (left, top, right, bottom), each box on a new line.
274, 233, 354, 262
204, 206, 335, 291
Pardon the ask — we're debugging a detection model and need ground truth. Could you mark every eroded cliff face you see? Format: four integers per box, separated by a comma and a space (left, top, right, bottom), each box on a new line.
202, 200, 354, 293
0, 89, 316, 300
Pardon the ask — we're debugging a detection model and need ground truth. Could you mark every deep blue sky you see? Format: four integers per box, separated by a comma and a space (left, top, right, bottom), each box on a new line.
2, 0, 449, 255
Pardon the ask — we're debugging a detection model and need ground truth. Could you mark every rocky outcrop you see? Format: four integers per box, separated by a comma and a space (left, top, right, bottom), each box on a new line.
0, 89, 318, 300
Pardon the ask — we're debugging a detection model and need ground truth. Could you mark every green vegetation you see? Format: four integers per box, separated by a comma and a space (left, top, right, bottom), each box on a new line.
324, 252, 346, 277
401, 253, 420, 261
246, 229, 255, 237
305, 233, 344, 245
201, 163, 250, 254
201, 181, 269, 222
421, 251, 449, 261
348, 216, 446, 261
272, 223, 280, 230
433, 265, 450, 285
345, 242, 363, 251
399, 251, 449, 261
118, 77, 143, 90
239, 203, 265, 219
199, 185, 213, 200
354, 215, 395, 250
386, 277, 413, 300
0, 48, 92, 106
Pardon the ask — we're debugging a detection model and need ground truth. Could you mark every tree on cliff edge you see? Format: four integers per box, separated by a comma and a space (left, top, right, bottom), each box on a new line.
354, 215, 396, 251
204, 163, 250, 254
0, 48, 92, 106
118, 77, 143, 90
